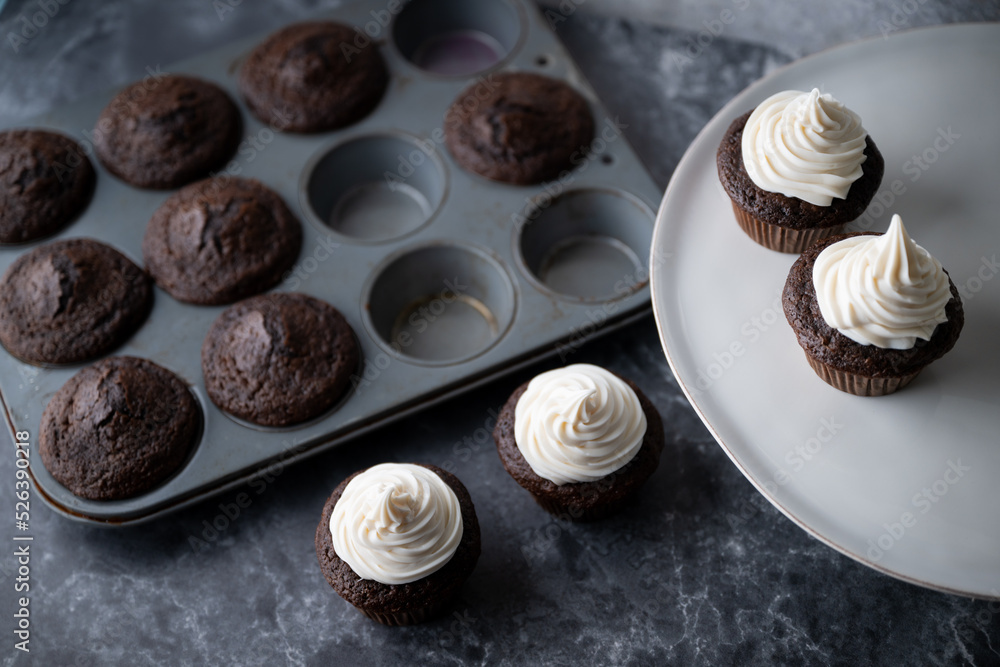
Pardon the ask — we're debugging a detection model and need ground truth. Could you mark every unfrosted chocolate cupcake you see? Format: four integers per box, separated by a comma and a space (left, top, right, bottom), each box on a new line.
40, 356, 200, 500
143, 177, 302, 305
0, 239, 152, 365
717, 89, 884, 253
239, 21, 389, 133
0, 129, 96, 244
492, 364, 664, 520
316, 463, 480, 625
94, 74, 241, 189
783, 216, 964, 396
201, 292, 358, 426
444, 72, 595, 185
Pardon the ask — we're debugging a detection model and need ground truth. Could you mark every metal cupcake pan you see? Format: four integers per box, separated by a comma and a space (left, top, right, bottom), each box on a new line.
0, 0, 661, 524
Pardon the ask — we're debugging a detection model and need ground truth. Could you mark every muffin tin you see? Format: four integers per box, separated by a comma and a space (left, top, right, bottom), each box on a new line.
0, 0, 661, 524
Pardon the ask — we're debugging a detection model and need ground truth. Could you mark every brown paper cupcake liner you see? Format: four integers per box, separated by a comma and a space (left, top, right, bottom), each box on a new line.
731, 202, 843, 254
804, 353, 921, 397
356, 597, 452, 626
531, 490, 636, 522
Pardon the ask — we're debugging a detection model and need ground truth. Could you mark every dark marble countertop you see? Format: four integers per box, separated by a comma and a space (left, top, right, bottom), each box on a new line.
1, 1, 998, 665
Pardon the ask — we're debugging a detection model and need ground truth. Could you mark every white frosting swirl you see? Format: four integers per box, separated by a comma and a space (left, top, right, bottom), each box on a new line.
514, 364, 647, 486
742, 88, 868, 206
330, 463, 463, 585
814, 214, 951, 349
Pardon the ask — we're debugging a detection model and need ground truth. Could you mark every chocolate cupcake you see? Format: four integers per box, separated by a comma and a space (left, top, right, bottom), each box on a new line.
315, 463, 481, 625
0, 129, 96, 244
0, 239, 152, 365
717, 89, 884, 253
40, 356, 200, 501
444, 72, 595, 185
93, 74, 241, 189
493, 364, 664, 520
783, 215, 964, 396
143, 177, 302, 305
201, 292, 358, 427
239, 21, 389, 133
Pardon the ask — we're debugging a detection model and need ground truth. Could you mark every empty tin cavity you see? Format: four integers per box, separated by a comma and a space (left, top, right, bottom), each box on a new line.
392, 0, 524, 76
302, 134, 446, 243
364, 242, 516, 365
516, 189, 654, 302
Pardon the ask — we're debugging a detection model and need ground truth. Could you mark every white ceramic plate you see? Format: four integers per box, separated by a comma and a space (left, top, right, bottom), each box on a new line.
651, 24, 1000, 599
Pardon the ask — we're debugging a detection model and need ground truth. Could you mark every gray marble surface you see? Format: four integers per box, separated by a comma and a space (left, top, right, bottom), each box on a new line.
582, 0, 1000, 59
1, 1, 999, 665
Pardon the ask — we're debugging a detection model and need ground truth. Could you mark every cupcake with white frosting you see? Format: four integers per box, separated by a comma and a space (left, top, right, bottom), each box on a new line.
717, 88, 885, 253
782, 214, 964, 395
492, 364, 665, 520
315, 463, 480, 625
